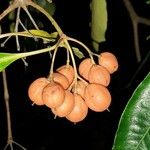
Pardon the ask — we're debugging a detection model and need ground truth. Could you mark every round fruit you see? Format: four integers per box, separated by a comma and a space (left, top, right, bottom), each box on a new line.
79, 58, 93, 80
28, 77, 49, 105
88, 65, 110, 86
52, 72, 70, 89
57, 65, 74, 85
42, 81, 65, 108
84, 83, 111, 112
52, 90, 74, 117
66, 94, 88, 123
72, 80, 88, 98
98, 52, 118, 74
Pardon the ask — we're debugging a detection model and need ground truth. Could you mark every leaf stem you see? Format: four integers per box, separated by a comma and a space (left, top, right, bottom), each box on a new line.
17, 43, 57, 58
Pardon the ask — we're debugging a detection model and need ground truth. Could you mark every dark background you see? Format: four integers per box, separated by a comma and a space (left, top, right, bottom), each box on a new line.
0, 0, 150, 150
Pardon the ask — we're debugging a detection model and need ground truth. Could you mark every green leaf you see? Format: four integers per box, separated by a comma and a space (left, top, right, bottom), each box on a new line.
0, 46, 56, 71
146, 0, 150, 4
112, 72, 150, 150
19, 30, 58, 41
0, 30, 58, 42
90, 0, 108, 51
0, 53, 22, 72
72, 47, 85, 59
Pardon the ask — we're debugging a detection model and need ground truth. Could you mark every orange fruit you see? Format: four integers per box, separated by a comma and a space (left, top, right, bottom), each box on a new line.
66, 94, 88, 123
72, 80, 88, 98
52, 72, 70, 89
98, 52, 118, 74
84, 83, 111, 112
57, 65, 74, 85
78, 58, 93, 80
52, 90, 74, 117
28, 77, 49, 105
88, 65, 110, 86
42, 81, 65, 108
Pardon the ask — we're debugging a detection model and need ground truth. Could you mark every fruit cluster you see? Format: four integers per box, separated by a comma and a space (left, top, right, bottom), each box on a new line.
28, 52, 118, 123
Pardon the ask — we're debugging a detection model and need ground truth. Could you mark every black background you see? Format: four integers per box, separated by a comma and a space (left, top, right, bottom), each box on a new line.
0, 0, 150, 150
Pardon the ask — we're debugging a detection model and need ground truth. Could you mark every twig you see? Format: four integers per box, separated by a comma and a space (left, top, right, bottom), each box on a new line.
2, 70, 26, 150
15, 7, 21, 51
123, 0, 150, 62
2, 71, 12, 144
0, 0, 39, 47
0, 1, 18, 20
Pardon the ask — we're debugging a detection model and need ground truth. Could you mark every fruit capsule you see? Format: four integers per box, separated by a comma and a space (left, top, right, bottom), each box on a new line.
42, 81, 65, 108
51, 72, 70, 89
66, 94, 88, 123
88, 65, 111, 86
79, 58, 93, 80
28, 77, 49, 105
84, 83, 111, 112
98, 52, 118, 74
52, 90, 75, 117
72, 80, 88, 98
57, 65, 74, 85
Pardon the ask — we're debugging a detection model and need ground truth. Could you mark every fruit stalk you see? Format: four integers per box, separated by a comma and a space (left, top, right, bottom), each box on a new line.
68, 37, 95, 64
48, 38, 64, 80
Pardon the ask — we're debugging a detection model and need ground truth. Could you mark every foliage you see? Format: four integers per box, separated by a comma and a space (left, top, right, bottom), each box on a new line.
146, 0, 150, 4
90, 0, 107, 51
0, 0, 150, 150
112, 73, 150, 150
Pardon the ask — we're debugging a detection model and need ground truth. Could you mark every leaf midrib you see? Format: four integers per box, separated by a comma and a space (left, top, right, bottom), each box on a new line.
135, 126, 150, 150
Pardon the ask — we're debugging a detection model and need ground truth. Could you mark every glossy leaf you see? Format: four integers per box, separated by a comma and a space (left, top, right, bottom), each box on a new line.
0, 46, 56, 72
90, 0, 108, 51
72, 47, 85, 59
112, 73, 150, 150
